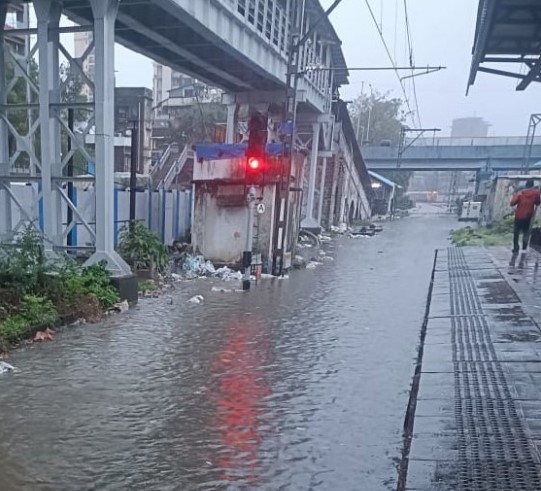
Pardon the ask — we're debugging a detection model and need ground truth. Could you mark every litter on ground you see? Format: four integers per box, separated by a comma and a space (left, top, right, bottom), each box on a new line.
0, 361, 17, 374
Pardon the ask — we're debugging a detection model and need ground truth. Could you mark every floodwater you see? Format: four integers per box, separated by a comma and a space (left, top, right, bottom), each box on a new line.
0, 204, 455, 491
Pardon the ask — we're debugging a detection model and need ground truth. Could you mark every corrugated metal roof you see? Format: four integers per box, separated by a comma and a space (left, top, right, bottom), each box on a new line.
469, 0, 541, 90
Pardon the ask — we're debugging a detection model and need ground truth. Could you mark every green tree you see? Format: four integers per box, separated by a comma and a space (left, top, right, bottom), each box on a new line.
167, 102, 227, 145
349, 89, 406, 146
5, 59, 89, 172
349, 90, 413, 191
5, 59, 39, 169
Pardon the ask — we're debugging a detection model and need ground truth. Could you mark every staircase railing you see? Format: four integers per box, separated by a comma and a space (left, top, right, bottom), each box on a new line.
159, 145, 191, 190
152, 143, 172, 174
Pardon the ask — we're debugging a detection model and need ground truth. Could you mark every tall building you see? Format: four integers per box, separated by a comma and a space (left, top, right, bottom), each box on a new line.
4, 3, 29, 56
451, 117, 490, 138
73, 31, 94, 99
152, 63, 221, 119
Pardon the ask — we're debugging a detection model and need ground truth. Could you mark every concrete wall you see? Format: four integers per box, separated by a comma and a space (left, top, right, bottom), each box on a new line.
7, 184, 191, 247
484, 176, 541, 225
192, 182, 277, 264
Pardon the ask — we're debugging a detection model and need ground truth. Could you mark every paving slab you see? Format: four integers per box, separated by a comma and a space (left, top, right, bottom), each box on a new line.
406, 247, 541, 491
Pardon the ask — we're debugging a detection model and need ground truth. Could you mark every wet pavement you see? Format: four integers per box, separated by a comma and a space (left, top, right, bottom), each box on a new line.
406, 246, 541, 490
0, 207, 454, 491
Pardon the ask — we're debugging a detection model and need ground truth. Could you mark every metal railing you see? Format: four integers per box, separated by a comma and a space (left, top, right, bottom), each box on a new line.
152, 143, 172, 173
160, 145, 191, 190
405, 136, 541, 147
229, 0, 290, 58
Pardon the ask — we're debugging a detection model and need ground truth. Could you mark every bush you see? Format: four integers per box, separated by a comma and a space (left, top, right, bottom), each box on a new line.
118, 220, 169, 273
0, 228, 121, 348
53, 260, 119, 309
139, 280, 158, 293
0, 295, 57, 342
0, 227, 49, 297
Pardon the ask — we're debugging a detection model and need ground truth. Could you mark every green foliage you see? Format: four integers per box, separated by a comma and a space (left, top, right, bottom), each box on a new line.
166, 103, 227, 144
349, 90, 406, 146
450, 216, 514, 247
53, 260, 119, 309
0, 229, 120, 347
118, 221, 169, 272
0, 227, 48, 297
349, 91, 413, 191
80, 263, 119, 308
139, 280, 158, 293
0, 295, 57, 342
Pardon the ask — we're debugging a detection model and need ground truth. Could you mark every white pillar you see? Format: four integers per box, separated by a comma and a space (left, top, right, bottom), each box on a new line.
302, 121, 320, 228
34, 0, 62, 253
49, 6, 62, 242
0, 5, 11, 240
225, 102, 237, 144
317, 157, 327, 223
86, 0, 130, 276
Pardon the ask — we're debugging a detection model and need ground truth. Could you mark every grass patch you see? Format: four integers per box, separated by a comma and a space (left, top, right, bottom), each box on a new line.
450, 215, 514, 247
0, 295, 57, 342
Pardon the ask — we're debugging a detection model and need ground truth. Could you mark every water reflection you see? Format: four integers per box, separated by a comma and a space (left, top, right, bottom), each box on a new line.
210, 318, 272, 486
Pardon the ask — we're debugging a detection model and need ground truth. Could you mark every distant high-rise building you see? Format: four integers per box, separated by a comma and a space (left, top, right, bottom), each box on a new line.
152, 63, 221, 119
451, 117, 491, 138
73, 31, 94, 100
4, 3, 29, 56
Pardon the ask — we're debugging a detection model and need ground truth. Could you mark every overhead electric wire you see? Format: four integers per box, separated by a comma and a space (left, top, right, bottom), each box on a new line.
403, 0, 422, 128
363, 0, 416, 127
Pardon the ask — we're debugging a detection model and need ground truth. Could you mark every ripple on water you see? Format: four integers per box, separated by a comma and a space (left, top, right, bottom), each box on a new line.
0, 215, 454, 491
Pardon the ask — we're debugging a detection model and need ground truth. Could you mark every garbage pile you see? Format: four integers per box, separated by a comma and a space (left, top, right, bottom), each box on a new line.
171, 242, 243, 281
0, 361, 17, 374
329, 223, 383, 238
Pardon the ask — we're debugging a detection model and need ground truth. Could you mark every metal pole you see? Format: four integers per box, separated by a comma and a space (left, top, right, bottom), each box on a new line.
274, 0, 304, 276
243, 186, 256, 291
366, 105, 372, 143
0, 5, 12, 241
67, 108, 75, 246
129, 120, 138, 233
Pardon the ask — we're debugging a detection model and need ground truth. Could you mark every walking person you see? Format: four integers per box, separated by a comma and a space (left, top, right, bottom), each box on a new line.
510, 179, 540, 253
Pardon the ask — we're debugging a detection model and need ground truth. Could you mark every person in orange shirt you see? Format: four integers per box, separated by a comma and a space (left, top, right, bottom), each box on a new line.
510, 179, 541, 253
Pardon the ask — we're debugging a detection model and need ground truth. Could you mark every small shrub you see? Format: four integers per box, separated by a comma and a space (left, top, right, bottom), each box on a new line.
139, 280, 158, 293
118, 221, 169, 273
0, 295, 57, 342
0, 316, 29, 342
80, 262, 119, 309
0, 226, 49, 296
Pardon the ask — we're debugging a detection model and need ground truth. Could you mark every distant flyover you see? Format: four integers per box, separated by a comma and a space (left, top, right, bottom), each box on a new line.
362, 137, 541, 172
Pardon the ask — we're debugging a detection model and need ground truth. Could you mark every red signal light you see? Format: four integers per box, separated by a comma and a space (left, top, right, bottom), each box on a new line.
248, 157, 261, 170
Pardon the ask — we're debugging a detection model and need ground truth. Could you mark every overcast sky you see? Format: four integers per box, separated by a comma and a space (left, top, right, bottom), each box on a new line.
106, 0, 541, 136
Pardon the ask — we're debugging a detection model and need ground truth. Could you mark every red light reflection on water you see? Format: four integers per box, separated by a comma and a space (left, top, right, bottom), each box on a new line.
209, 319, 271, 486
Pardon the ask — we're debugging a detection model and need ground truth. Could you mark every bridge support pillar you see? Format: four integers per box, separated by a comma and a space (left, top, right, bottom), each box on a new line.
225, 102, 237, 144
317, 157, 328, 224
301, 121, 321, 231
34, 0, 62, 253
0, 5, 12, 241
86, 0, 130, 275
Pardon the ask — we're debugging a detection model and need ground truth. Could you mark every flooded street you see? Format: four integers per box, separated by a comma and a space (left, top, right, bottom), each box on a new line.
0, 207, 456, 491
